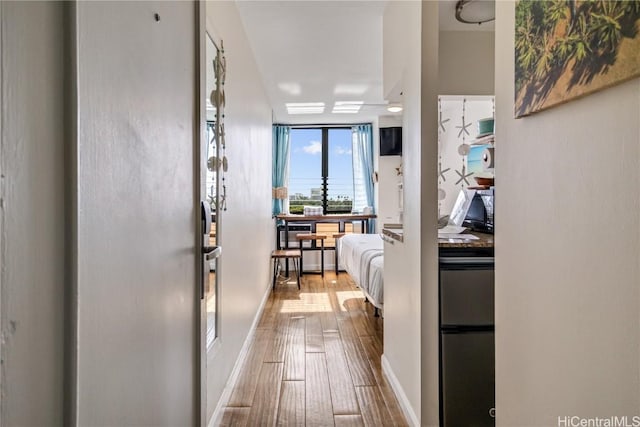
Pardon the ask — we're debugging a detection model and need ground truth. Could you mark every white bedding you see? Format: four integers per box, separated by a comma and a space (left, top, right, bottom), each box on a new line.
339, 234, 384, 309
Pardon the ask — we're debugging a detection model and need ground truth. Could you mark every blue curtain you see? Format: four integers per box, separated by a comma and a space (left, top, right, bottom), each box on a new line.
272, 125, 290, 216
352, 124, 375, 233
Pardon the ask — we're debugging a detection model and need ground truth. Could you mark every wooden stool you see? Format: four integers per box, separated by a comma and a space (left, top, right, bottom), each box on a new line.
271, 249, 301, 290
333, 233, 345, 274
296, 234, 327, 277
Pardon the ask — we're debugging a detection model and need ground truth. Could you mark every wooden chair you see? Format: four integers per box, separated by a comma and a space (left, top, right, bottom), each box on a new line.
296, 234, 327, 277
271, 249, 301, 290
332, 233, 345, 274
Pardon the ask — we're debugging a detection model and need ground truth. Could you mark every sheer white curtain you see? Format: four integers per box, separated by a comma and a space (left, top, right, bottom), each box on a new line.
352, 124, 375, 232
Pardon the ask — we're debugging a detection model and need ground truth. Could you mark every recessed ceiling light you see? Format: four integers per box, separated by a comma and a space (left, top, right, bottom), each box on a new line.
332, 101, 363, 114
387, 103, 403, 113
278, 82, 301, 96
333, 84, 368, 96
286, 102, 325, 115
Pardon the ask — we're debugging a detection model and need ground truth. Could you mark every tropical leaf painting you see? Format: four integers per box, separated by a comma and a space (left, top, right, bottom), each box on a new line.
515, 0, 640, 117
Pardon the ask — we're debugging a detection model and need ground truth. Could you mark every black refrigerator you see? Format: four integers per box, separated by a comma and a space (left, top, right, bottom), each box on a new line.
439, 256, 495, 427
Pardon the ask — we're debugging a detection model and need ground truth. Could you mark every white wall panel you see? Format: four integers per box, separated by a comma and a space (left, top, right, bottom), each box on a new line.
382, 1, 426, 424
495, 2, 640, 425
205, 1, 274, 422
0, 2, 66, 424
438, 30, 495, 96
420, 2, 441, 425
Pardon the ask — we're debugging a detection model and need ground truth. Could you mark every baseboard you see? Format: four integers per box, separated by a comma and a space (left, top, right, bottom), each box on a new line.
381, 354, 420, 427
208, 278, 273, 427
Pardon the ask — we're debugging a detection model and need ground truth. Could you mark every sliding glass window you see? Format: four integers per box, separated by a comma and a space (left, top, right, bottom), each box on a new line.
289, 127, 354, 214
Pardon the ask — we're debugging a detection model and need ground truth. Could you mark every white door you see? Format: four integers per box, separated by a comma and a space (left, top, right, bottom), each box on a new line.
74, 2, 200, 425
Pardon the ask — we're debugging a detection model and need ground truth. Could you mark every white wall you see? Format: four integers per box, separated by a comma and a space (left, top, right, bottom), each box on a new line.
379, 115, 403, 128
438, 30, 494, 96
419, 2, 440, 425
381, 1, 425, 425
205, 1, 274, 422
377, 155, 402, 225
378, 115, 403, 226
383, 0, 412, 100
0, 2, 66, 424
495, 2, 640, 425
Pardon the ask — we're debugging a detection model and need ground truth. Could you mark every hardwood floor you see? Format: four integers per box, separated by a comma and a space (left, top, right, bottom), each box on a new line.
218, 271, 407, 426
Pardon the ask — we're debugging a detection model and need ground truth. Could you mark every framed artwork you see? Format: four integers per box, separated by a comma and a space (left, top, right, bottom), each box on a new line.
515, 0, 640, 118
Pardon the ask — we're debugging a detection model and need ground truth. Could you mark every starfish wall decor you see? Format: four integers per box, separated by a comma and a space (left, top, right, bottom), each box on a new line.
439, 110, 450, 132
455, 116, 471, 139
454, 164, 474, 186
438, 161, 450, 182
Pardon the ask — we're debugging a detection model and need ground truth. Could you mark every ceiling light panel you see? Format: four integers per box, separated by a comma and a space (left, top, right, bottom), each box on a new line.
286, 102, 325, 115
278, 82, 301, 96
333, 84, 369, 96
332, 101, 363, 114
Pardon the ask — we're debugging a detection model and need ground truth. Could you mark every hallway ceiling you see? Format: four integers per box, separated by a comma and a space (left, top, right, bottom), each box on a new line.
235, 1, 494, 125
236, 1, 388, 125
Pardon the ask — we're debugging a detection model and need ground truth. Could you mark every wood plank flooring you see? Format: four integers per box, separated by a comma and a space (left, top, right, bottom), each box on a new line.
218, 271, 407, 427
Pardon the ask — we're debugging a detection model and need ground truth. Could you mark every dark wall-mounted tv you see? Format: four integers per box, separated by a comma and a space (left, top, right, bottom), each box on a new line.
379, 127, 402, 156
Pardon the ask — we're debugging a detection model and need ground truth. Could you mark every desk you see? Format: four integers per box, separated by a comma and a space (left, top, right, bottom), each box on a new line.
276, 214, 376, 239
275, 214, 377, 275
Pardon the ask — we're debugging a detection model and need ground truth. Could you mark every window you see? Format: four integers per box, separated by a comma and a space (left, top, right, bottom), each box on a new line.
289, 127, 354, 214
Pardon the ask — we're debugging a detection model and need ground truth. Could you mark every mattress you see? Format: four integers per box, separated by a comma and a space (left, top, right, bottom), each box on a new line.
339, 234, 384, 308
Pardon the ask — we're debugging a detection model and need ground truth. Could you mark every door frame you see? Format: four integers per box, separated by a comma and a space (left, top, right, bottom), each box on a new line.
195, 1, 207, 426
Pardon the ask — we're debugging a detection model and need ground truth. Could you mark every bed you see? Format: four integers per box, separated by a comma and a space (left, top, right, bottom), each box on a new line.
338, 233, 384, 315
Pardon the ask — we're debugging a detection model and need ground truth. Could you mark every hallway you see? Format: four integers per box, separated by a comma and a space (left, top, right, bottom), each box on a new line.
218, 272, 408, 426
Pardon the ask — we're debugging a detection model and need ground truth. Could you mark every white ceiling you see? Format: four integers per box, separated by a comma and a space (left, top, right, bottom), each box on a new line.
235, 0, 494, 125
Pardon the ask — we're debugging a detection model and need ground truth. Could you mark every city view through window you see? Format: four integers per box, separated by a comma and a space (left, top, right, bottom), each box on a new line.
289, 128, 354, 214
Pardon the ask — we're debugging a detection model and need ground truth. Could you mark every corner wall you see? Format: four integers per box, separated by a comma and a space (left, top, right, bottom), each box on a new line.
205, 1, 274, 421
0, 3, 66, 424
495, 2, 640, 425
438, 30, 494, 95
381, 1, 424, 424
420, 2, 440, 425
